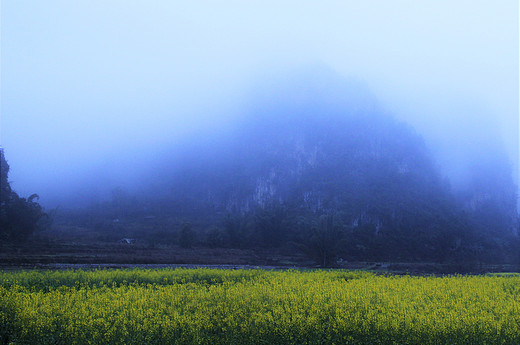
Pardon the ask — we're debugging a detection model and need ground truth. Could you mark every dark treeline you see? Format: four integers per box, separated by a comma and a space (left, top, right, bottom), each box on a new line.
0, 149, 50, 242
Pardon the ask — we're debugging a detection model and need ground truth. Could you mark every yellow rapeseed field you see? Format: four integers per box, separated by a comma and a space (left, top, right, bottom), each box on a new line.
0, 268, 519, 344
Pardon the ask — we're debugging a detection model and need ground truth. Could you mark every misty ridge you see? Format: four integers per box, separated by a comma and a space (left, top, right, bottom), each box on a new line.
2, 67, 518, 267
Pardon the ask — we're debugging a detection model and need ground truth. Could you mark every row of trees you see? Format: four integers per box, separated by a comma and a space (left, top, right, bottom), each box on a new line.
68, 189, 517, 267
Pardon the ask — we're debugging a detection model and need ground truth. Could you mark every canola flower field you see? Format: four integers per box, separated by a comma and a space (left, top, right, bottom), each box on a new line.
0, 268, 519, 345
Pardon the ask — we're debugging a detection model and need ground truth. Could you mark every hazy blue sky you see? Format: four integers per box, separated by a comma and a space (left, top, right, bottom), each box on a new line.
1, 1, 518, 206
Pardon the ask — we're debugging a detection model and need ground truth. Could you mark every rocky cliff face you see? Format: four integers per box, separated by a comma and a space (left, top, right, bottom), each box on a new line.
165, 74, 453, 236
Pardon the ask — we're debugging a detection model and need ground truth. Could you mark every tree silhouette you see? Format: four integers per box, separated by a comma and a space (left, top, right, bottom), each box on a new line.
0, 149, 47, 241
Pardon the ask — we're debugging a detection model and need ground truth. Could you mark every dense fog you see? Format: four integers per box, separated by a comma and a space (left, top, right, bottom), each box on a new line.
1, 2, 518, 264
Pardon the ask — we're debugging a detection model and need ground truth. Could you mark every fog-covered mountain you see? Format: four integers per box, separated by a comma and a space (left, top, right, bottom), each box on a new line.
4, 69, 517, 264
131, 71, 516, 262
